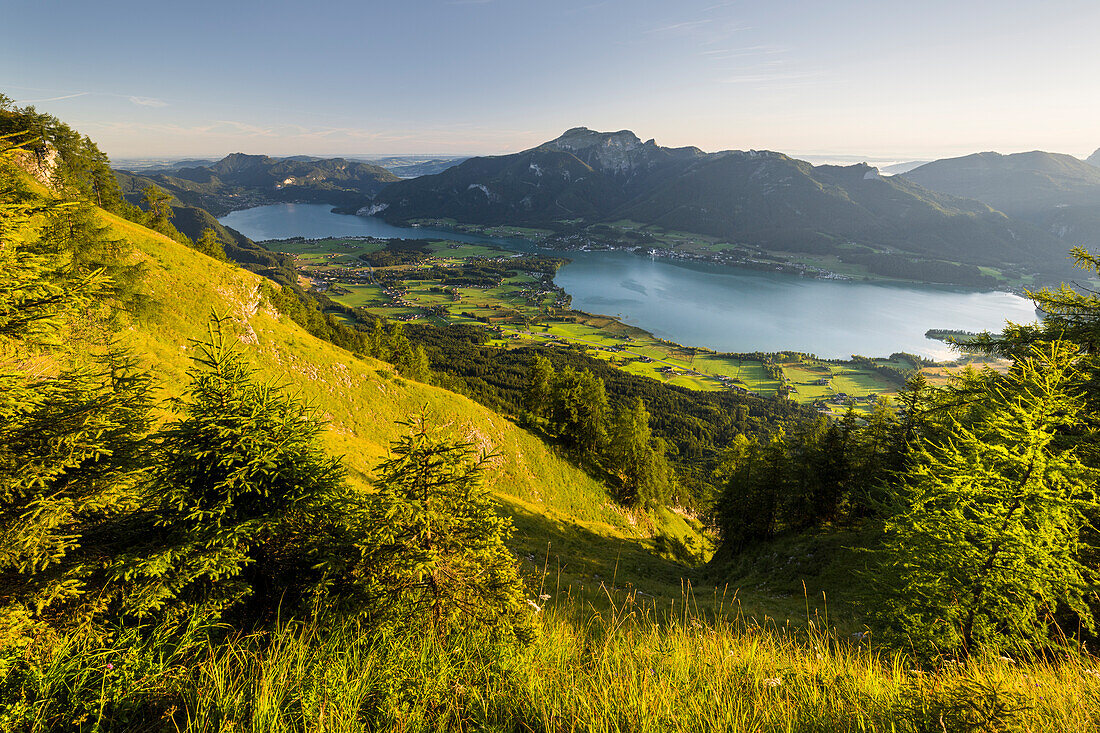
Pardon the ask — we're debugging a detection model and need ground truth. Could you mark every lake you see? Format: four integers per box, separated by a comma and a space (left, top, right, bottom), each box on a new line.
220, 203, 1038, 360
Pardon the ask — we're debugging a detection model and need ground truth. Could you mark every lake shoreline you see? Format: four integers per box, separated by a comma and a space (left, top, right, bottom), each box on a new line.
231, 202, 1027, 295
367, 213, 1033, 296
220, 203, 1037, 362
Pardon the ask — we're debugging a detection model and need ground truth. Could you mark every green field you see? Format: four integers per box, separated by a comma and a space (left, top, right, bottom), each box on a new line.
277, 236, 931, 411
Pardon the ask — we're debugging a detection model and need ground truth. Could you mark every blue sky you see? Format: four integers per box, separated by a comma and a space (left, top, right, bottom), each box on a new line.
4, 0, 1098, 160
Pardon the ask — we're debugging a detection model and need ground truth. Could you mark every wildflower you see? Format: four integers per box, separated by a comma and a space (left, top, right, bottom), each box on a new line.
525, 599, 542, 613
763, 677, 783, 688
1083, 668, 1100, 679
538, 593, 551, 601
105, 663, 114, 671
998, 656, 1016, 664
851, 631, 870, 641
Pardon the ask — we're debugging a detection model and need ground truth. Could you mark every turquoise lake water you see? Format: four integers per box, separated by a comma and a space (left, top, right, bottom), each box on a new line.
220, 203, 1038, 360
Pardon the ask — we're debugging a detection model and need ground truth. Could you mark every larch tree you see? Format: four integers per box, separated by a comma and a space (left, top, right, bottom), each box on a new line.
607, 396, 671, 506
194, 228, 227, 261
871, 343, 1095, 656
525, 353, 555, 419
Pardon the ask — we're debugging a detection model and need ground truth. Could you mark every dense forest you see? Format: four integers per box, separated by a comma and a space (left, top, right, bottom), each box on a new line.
3, 95, 1100, 730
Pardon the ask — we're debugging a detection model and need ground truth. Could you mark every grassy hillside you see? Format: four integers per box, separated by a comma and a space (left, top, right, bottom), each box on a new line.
6, 117, 1098, 733
108, 210, 617, 520
102, 209, 725, 615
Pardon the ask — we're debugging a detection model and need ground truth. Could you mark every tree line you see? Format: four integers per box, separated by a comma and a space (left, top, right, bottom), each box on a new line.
524, 355, 673, 506
401, 322, 816, 509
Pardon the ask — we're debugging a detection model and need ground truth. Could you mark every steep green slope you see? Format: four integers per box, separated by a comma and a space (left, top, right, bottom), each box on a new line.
104, 208, 717, 603
105, 210, 635, 533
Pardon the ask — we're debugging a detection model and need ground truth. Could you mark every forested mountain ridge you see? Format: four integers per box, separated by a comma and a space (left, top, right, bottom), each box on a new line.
110, 171, 303, 283
904, 150, 1100, 262
904, 150, 1100, 218
373, 127, 1073, 282
115, 153, 399, 216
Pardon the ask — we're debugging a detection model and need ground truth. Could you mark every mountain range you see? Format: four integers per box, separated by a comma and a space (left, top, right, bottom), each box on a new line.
116, 153, 399, 216
372, 127, 1072, 282
903, 151, 1100, 256
112, 129, 1100, 288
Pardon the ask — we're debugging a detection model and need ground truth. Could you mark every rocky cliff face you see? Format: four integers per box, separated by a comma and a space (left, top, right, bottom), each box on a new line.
536, 127, 703, 176
11, 145, 60, 187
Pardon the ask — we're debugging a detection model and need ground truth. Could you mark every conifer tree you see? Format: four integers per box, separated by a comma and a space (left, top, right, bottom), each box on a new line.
113, 315, 347, 619
0, 140, 153, 638
194, 228, 227, 261
607, 397, 671, 506
139, 185, 188, 243
525, 353, 555, 418
550, 366, 608, 457
713, 433, 786, 553
38, 199, 148, 319
386, 322, 417, 374
407, 344, 432, 383
367, 417, 533, 640
871, 343, 1095, 656
970, 248, 1100, 468
0, 98, 128, 215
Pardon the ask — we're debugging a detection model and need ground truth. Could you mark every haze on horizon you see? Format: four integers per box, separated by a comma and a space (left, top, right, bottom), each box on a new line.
4, 0, 1098, 162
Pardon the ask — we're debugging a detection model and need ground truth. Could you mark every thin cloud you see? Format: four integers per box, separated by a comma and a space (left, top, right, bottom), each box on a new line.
721, 70, 821, 84
214, 120, 277, 136
129, 96, 168, 108
92, 121, 217, 135
645, 19, 712, 34
15, 92, 88, 104
702, 45, 785, 60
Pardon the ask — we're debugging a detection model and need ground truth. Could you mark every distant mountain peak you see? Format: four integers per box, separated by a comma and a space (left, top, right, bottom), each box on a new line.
209, 152, 271, 175
371, 130, 1069, 282
905, 149, 1100, 220
532, 127, 702, 176
1087, 148, 1100, 168
543, 127, 644, 152
219, 152, 267, 163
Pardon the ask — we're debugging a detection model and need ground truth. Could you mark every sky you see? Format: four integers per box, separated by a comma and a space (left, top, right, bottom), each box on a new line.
4, 0, 1099, 161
